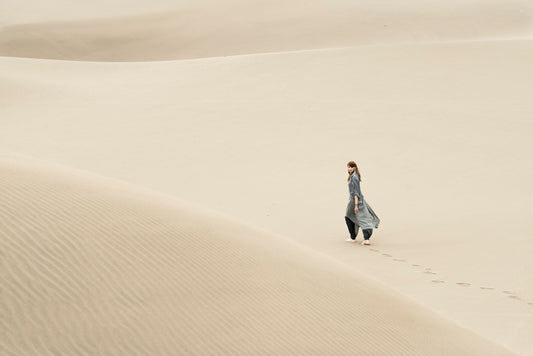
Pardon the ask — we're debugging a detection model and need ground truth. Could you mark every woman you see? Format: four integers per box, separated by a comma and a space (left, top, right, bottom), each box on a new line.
345, 161, 380, 245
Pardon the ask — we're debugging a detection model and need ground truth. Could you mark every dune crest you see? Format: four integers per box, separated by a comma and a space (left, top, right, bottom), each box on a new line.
2, 37, 533, 353
0, 0, 531, 61
0, 157, 513, 355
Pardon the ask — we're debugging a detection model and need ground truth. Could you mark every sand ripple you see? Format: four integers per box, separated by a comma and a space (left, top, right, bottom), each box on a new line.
0, 158, 513, 355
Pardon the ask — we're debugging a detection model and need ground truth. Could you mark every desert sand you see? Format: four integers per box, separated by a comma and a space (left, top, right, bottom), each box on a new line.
1, 0, 533, 354
2, 156, 515, 355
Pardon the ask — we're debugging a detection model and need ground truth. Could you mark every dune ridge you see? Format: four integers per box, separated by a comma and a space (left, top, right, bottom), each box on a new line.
1, 37, 533, 353
1, 0, 531, 61
0, 157, 514, 355
2, 0, 533, 354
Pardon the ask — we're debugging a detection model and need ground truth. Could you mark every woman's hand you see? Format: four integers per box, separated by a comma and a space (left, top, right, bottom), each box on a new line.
354, 207, 359, 213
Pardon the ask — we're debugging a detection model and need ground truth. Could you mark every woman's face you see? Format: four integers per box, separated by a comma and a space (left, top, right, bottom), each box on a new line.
347, 166, 354, 173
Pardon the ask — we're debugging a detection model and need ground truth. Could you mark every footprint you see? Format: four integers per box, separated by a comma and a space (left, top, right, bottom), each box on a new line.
393, 259, 405, 262
508, 295, 520, 300
382, 253, 392, 257
502, 291, 514, 295
457, 282, 471, 287
411, 264, 420, 267
424, 271, 437, 275
480, 287, 494, 290
370, 249, 380, 252
432, 280, 445, 283
424, 267, 432, 270
528, 302, 533, 305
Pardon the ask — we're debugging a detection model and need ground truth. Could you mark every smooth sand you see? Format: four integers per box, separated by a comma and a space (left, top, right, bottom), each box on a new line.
1, 0, 532, 61
1, 0, 533, 354
1, 156, 514, 355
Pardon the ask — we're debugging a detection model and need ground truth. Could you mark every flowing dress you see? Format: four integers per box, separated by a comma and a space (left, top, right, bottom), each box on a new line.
345, 173, 380, 230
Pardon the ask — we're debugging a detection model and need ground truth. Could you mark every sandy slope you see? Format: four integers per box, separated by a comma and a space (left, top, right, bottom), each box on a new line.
1, 38, 533, 353
1, 0, 532, 61
2, 0, 533, 354
0, 156, 513, 355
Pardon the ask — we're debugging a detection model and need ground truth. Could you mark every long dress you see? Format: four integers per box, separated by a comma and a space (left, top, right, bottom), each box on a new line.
345, 173, 380, 230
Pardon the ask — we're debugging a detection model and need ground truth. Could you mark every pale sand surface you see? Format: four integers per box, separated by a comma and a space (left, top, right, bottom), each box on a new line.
1, 157, 515, 355
1, 0, 533, 354
1, 0, 532, 60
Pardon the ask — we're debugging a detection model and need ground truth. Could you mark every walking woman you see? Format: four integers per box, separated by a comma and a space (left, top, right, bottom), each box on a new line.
345, 161, 380, 245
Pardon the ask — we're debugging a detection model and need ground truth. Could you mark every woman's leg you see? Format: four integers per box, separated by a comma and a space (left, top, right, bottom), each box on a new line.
363, 229, 373, 240
345, 217, 358, 240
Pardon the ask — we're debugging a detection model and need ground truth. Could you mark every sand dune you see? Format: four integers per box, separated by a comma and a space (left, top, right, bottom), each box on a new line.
1, 0, 532, 61
1, 38, 533, 353
2, 0, 533, 354
0, 156, 513, 355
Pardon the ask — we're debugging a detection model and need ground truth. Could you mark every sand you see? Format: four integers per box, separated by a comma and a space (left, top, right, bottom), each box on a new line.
1, 0, 533, 354
1, 0, 532, 61
2, 156, 515, 355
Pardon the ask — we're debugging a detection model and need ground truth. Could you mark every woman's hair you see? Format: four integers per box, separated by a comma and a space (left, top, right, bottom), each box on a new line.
347, 161, 362, 182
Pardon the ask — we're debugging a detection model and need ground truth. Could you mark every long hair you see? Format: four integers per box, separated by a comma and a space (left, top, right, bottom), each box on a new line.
347, 161, 362, 182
